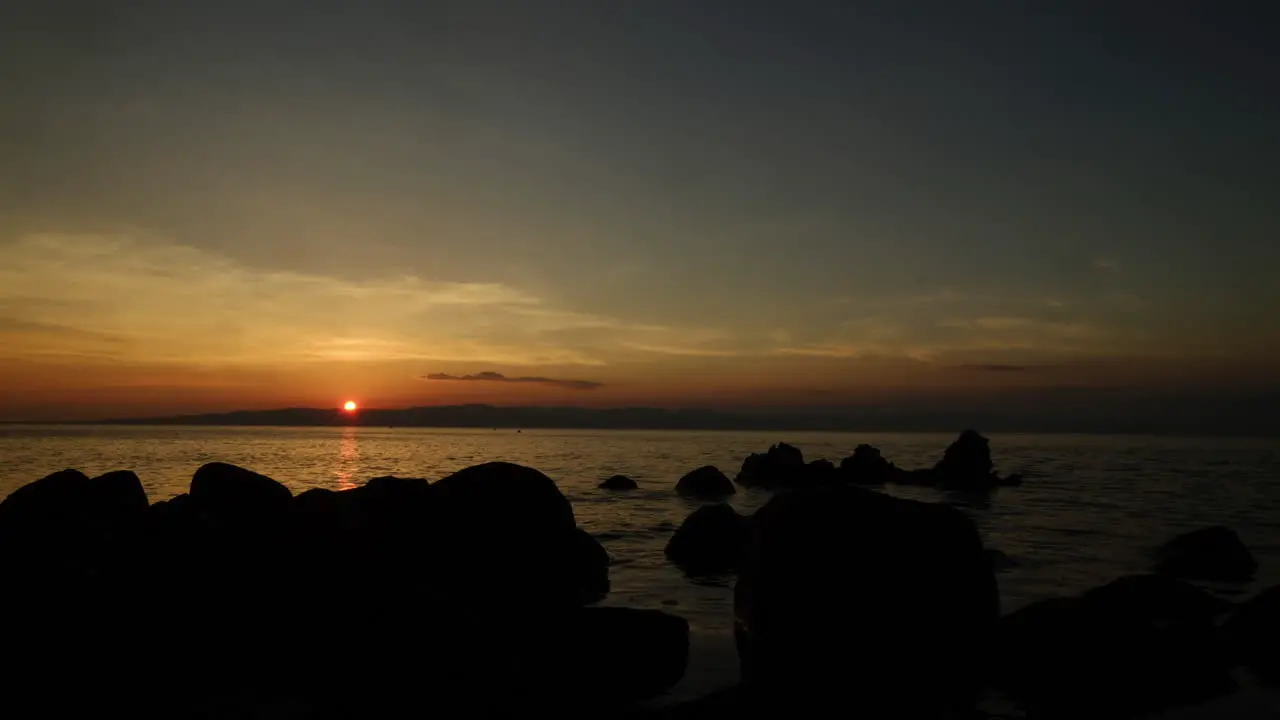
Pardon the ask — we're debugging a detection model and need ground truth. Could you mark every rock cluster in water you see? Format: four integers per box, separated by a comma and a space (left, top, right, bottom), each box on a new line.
0, 431, 1275, 719
733, 429, 1023, 491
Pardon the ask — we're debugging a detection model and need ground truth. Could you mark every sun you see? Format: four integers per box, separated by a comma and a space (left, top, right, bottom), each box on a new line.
343, 400, 357, 412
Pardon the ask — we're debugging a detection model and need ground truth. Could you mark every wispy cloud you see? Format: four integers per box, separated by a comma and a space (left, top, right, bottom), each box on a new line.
0, 232, 730, 369
422, 371, 603, 390
955, 363, 1034, 372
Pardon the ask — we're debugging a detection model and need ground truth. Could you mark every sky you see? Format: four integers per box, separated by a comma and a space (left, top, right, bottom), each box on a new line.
1, 1, 1278, 428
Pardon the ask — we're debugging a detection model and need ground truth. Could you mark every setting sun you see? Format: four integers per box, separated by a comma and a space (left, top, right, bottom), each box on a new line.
343, 401, 357, 412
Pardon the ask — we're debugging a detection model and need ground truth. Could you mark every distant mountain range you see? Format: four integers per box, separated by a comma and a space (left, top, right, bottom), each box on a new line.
78, 398, 1280, 435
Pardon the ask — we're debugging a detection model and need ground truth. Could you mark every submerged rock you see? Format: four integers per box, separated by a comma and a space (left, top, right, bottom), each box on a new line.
599, 474, 639, 490
664, 503, 749, 575
734, 484, 998, 715
675, 465, 735, 499
1153, 525, 1257, 583
994, 574, 1236, 718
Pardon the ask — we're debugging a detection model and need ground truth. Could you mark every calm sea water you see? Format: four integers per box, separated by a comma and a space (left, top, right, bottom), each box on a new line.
2, 425, 1280, 704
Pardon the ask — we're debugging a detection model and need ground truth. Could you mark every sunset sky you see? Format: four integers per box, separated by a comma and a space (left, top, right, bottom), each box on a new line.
2, 2, 1277, 427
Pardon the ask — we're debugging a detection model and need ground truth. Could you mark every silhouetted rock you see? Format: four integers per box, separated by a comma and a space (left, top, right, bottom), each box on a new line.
734, 484, 998, 715
190, 461, 292, 528
802, 458, 839, 486
434, 462, 609, 607
664, 503, 749, 575
434, 461, 576, 530
735, 443, 805, 489
933, 429, 997, 490
675, 465, 735, 498
0, 468, 150, 585
1223, 585, 1280, 685
599, 474, 638, 490
88, 470, 150, 520
1153, 525, 1257, 582
932, 429, 1024, 491
995, 574, 1236, 718
838, 443, 899, 485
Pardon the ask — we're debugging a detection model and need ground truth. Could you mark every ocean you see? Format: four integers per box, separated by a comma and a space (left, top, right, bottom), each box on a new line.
2, 424, 1279, 705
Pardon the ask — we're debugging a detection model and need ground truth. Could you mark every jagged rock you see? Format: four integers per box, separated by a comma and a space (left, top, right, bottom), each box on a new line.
994, 574, 1236, 718
1153, 525, 1257, 583
1223, 584, 1280, 685
734, 484, 998, 715
838, 444, 899, 485
675, 465, 735, 498
803, 458, 840, 486
664, 503, 749, 575
735, 443, 806, 489
933, 430, 1022, 491
599, 474, 638, 490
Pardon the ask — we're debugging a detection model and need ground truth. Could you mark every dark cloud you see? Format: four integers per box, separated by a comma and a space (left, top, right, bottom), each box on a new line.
422, 371, 603, 390
956, 363, 1033, 372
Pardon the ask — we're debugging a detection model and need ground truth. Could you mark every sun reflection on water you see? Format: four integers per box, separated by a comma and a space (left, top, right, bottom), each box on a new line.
336, 427, 359, 490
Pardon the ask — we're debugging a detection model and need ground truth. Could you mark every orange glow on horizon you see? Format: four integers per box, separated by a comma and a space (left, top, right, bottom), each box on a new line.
343, 400, 357, 412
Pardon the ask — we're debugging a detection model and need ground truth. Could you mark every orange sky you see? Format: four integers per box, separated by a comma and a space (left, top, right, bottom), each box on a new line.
3, 4, 1278, 425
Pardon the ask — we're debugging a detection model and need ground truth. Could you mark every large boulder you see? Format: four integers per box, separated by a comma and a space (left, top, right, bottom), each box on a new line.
599, 474, 638, 490
190, 462, 292, 528
1152, 525, 1257, 583
0, 468, 149, 584
994, 574, 1236, 718
1223, 584, 1280, 685
434, 461, 576, 530
433, 462, 609, 607
735, 443, 806, 489
675, 465, 735, 498
734, 485, 998, 715
665, 503, 749, 575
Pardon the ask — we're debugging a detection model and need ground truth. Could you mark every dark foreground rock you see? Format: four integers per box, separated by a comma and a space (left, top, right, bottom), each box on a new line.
1153, 525, 1257, 583
994, 574, 1236, 718
600, 474, 639, 490
664, 503, 749, 575
0, 461, 677, 719
733, 485, 998, 715
675, 465, 735, 498
1223, 584, 1280, 685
